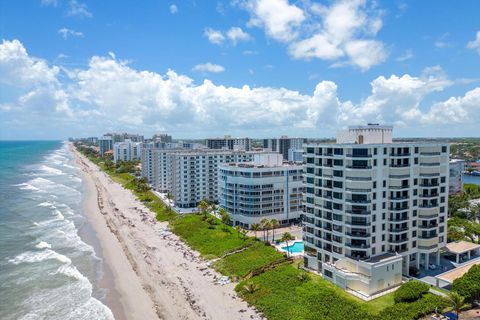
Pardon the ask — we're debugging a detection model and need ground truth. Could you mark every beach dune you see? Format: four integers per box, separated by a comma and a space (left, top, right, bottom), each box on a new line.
73, 145, 261, 320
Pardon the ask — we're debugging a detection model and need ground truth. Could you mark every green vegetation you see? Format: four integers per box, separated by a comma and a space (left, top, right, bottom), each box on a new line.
214, 241, 286, 278
448, 184, 480, 243
450, 142, 480, 162
379, 294, 449, 320
170, 214, 254, 258
393, 280, 430, 303
452, 264, 480, 304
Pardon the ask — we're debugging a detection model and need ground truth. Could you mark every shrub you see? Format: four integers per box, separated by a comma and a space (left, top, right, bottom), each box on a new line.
394, 281, 430, 303
452, 264, 480, 303
380, 293, 449, 320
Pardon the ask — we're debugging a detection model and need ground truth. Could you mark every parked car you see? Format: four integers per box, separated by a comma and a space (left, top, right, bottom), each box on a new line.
429, 264, 437, 270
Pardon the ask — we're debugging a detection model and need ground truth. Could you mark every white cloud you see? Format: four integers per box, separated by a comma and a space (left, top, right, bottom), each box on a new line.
242, 0, 387, 70
192, 63, 225, 73
226, 27, 251, 45
204, 28, 225, 45
243, 0, 305, 42
204, 27, 251, 45
58, 27, 84, 39
1, 39, 479, 138
467, 31, 480, 55
169, 4, 178, 14
67, 0, 92, 18
396, 49, 414, 62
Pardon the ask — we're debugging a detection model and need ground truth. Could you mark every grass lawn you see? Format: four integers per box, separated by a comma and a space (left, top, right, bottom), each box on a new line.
170, 214, 254, 258
237, 264, 374, 320
365, 291, 396, 314
214, 241, 286, 278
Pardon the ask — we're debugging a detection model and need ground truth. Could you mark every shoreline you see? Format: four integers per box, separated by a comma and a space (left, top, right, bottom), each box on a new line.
71, 144, 262, 320
74, 146, 159, 320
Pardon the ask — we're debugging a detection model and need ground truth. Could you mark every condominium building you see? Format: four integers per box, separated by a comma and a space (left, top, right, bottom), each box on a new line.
152, 133, 173, 143
141, 147, 276, 207
113, 139, 143, 163
303, 124, 449, 298
288, 149, 304, 163
206, 136, 251, 151
218, 154, 303, 229
263, 136, 305, 161
99, 133, 144, 155
449, 159, 465, 195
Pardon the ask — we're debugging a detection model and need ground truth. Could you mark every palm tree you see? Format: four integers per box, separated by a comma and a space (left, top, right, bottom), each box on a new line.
243, 281, 259, 294
219, 208, 230, 231
198, 199, 209, 220
281, 232, 295, 257
241, 228, 248, 241
251, 223, 260, 239
270, 219, 279, 242
235, 225, 242, 238
260, 218, 269, 242
449, 292, 465, 318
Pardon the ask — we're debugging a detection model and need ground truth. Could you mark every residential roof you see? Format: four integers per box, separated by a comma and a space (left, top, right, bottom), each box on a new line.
445, 241, 480, 254
437, 260, 480, 283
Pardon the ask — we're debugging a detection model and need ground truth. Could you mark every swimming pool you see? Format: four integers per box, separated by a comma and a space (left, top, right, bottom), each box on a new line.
281, 241, 304, 253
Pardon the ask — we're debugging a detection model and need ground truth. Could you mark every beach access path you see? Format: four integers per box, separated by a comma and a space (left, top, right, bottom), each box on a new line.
73, 145, 261, 320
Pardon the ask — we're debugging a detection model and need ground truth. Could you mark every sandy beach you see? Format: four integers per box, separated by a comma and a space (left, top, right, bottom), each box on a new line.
72, 145, 261, 320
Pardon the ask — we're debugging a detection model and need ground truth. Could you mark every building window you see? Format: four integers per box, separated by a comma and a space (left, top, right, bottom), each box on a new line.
442, 146, 447, 153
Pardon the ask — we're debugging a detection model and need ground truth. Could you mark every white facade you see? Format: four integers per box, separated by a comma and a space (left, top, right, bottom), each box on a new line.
99, 133, 144, 155
449, 159, 465, 194
113, 139, 143, 163
288, 148, 303, 162
141, 147, 277, 207
218, 154, 303, 229
303, 125, 449, 297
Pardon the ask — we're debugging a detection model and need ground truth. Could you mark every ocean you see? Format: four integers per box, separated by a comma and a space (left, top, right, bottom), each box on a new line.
0, 141, 114, 320
464, 174, 480, 186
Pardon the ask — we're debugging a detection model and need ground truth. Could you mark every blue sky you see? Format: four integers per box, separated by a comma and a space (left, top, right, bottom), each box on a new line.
1, 0, 480, 139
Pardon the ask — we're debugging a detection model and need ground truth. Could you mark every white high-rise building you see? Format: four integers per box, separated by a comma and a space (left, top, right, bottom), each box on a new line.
141, 147, 277, 207
449, 159, 465, 195
206, 136, 251, 151
263, 136, 305, 161
303, 124, 449, 298
113, 139, 143, 163
218, 154, 303, 229
99, 133, 144, 155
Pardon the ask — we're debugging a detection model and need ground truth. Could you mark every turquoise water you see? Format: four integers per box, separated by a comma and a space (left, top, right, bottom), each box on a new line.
282, 241, 304, 253
0, 141, 113, 319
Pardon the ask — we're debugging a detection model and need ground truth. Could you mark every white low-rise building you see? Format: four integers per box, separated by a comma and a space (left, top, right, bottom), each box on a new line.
113, 139, 143, 163
218, 153, 303, 229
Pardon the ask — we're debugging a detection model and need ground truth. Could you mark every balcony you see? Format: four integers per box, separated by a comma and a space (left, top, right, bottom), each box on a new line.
388, 216, 409, 222
389, 196, 409, 201
346, 220, 371, 227
389, 226, 409, 233
346, 176, 372, 181
345, 210, 371, 216
419, 183, 439, 187
346, 232, 370, 238
390, 206, 409, 211
390, 153, 411, 157
389, 174, 410, 179
346, 188, 371, 193
419, 224, 438, 230
389, 185, 410, 190
419, 204, 439, 209
419, 194, 439, 198
390, 164, 410, 168
346, 253, 370, 261
346, 154, 372, 158
346, 243, 370, 249
388, 238, 408, 244
346, 166, 372, 170
420, 152, 441, 156
420, 163, 440, 167
419, 233, 438, 239
346, 199, 371, 204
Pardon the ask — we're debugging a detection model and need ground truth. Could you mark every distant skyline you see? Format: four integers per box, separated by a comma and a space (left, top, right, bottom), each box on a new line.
1, 0, 480, 139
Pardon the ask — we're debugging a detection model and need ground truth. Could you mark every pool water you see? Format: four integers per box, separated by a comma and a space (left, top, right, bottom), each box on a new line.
281, 241, 304, 253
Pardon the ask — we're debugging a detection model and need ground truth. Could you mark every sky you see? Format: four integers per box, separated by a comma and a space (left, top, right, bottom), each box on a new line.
0, 0, 480, 140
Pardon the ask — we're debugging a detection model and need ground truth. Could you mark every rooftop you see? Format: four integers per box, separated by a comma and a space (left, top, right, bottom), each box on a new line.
445, 241, 480, 254
437, 260, 480, 284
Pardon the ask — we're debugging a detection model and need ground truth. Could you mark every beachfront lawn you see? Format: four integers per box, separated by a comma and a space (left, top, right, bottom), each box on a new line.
236, 264, 374, 320
170, 214, 254, 258
214, 241, 286, 278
